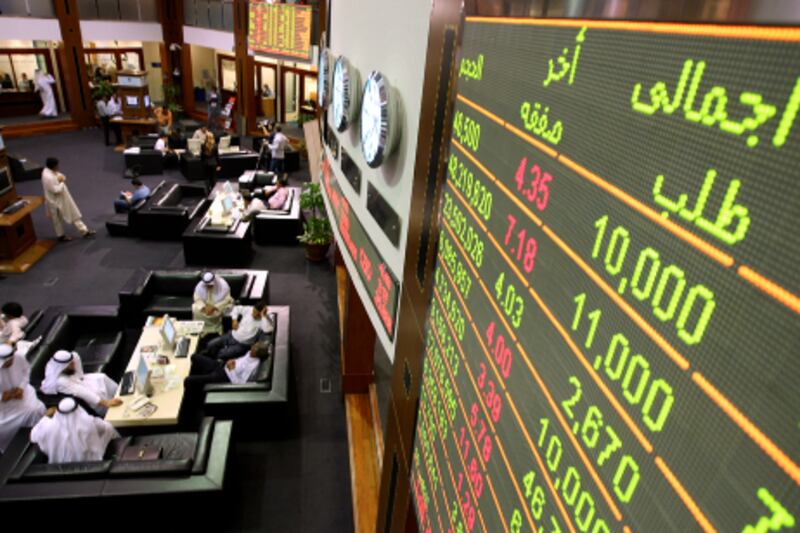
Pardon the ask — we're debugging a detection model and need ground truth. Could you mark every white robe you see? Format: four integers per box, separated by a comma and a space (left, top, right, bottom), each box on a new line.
0, 315, 28, 345
192, 278, 234, 332
42, 167, 82, 224
41, 351, 118, 411
30, 404, 118, 464
34, 73, 57, 117
0, 354, 46, 452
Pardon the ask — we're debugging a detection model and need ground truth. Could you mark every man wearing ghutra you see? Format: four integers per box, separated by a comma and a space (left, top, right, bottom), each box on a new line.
41, 350, 121, 414
0, 344, 46, 452
30, 397, 119, 464
192, 271, 233, 334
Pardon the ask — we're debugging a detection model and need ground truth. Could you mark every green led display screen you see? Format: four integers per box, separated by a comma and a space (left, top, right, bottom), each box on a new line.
411, 17, 800, 533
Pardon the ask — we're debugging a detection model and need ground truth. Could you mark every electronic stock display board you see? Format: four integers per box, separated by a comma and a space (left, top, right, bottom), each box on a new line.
248, 1, 313, 62
411, 17, 800, 533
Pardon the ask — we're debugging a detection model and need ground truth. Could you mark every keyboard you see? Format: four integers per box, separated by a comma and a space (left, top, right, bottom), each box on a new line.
120, 371, 135, 395
2, 200, 27, 215
175, 336, 190, 358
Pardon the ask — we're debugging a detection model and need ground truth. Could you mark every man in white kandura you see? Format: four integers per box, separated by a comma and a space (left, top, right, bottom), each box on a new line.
0, 302, 28, 346
192, 271, 234, 333
34, 69, 57, 118
30, 397, 119, 464
41, 350, 121, 414
0, 345, 46, 452
42, 157, 96, 242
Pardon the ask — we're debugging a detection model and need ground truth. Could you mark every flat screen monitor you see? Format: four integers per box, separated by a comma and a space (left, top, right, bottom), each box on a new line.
125, 95, 139, 107
222, 181, 234, 195
219, 136, 231, 151
144, 95, 150, 108
0, 167, 12, 196
136, 355, 152, 395
160, 314, 176, 350
187, 138, 202, 156
222, 195, 234, 214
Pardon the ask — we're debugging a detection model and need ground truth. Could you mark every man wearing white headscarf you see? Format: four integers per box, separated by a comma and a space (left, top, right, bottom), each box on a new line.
41, 350, 121, 414
192, 271, 233, 333
41, 157, 96, 242
30, 397, 119, 464
0, 345, 46, 452
34, 69, 57, 118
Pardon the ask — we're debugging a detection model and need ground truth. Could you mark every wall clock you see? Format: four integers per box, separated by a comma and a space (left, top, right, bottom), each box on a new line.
331, 55, 359, 132
360, 71, 399, 168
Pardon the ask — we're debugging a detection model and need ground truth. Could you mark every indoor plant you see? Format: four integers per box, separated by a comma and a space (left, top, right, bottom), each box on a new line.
297, 183, 333, 262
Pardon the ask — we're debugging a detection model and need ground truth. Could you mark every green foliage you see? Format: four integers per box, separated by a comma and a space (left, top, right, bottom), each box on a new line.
162, 83, 184, 114
297, 183, 333, 246
91, 80, 113, 101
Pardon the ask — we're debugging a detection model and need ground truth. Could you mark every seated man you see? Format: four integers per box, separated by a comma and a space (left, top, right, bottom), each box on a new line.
113, 178, 151, 213
154, 134, 172, 155
183, 340, 271, 413
41, 350, 122, 414
0, 344, 46, 452
192, 271, 234, 334
202, 301, 272, 360
243, 179, 289, 220
192, 125, 210, 141
0, 301, 28, 345
30, 397, 119, 464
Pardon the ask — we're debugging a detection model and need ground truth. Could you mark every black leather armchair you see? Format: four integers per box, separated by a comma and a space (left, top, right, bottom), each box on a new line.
0, 417, 232, 506
218, 151, 259, 180
118, 268, 269, 326
124, 149, 164, 176
105, 180, 167, 237
251, 187, 302, 245
22, 307, 126, 403
135, 182, 208, 239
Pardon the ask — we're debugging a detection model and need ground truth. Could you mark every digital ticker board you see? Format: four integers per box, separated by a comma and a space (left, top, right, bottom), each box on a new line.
411, 17, 800, 533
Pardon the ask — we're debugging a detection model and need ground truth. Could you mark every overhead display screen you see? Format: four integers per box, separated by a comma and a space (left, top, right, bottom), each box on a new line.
248, 1, 313, 62
411, 17, 800, 533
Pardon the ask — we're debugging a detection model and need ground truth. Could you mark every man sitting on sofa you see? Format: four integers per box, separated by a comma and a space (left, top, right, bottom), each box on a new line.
30, 397, 119, 464
192, 271, 234, 334
0, 301, 28, 346
41, 350, 122, 414
201, 301, 272, 360
244, 178, 289, 220
183, 340, 271, 414
113, 178, 150, 213
0, 344, 46, 453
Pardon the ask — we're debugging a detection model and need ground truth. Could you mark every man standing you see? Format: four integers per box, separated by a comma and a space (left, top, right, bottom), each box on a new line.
97, 95, 111, 146
41, 157, 96, 241
0, 344, 46, 452
40, 350, 121, 414
207, 85, 221, 130
114, 178, 150, 213
192, 271, 233, 334
107, 91, 123, 146
34, 69, 57, 118
30, 397, 119, 464
268, 125, 289, 176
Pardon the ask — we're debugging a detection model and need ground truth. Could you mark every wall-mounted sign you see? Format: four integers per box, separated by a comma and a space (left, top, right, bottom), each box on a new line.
321, 153, 399, 339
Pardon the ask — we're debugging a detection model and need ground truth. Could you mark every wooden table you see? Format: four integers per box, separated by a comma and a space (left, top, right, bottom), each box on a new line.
111, 116, 158, 147
0, 195, 54, 273
105, 321, 201, 427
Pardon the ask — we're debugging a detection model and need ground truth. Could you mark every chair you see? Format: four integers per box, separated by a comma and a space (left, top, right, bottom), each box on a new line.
251, 187, 302, 245
135, 182, 208, 239
124, 150, 164, 175
105, 180, 167, 237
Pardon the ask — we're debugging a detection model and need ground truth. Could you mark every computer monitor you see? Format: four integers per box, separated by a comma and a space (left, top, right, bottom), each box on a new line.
219, 135, 231, 151
222, 181, 234, 195
160, 314, 176, 351
126, 95, 139, 107
222, 195, 234, 214
136, 355, 153, 396
144, 95, 151, 108
0, 167, 12, 197
187, 138, 202, 156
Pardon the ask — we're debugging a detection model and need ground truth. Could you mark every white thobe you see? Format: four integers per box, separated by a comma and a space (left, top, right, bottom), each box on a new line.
0, 355, 46, 452
41, 167, 87, 237
35, 74, 57, 117
56, 373, 118, 412
0, 316, 28, 345
30, 405, 118, 464
225, 354, 260, 384
192, 279, 234, 333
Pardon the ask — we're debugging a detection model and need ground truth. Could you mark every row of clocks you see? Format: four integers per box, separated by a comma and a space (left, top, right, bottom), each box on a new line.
318, 46, 400, 168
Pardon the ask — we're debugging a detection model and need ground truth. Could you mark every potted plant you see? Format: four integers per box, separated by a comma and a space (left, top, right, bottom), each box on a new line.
297, 183, 333, 262
90, 79, 113, 102
162, 82, 184, 115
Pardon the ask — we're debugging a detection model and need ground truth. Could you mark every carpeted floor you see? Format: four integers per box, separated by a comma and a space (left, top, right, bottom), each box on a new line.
0, 129, 353, 532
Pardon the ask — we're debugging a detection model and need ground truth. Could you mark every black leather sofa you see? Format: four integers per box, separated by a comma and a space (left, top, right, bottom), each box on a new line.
251, 187, 302, 245
22, 306, 126, 407
218, 151, 259, 180
238, 169, 276, 196
0, 417, 232, 509
105, 180, 167, 237
118, 268, 269, 327
124, 149, 164, 175
135, 182, 208, 239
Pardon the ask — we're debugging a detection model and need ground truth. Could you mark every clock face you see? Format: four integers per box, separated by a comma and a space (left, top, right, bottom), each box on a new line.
360, 71, 397, 168
331, 57, 348, 131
